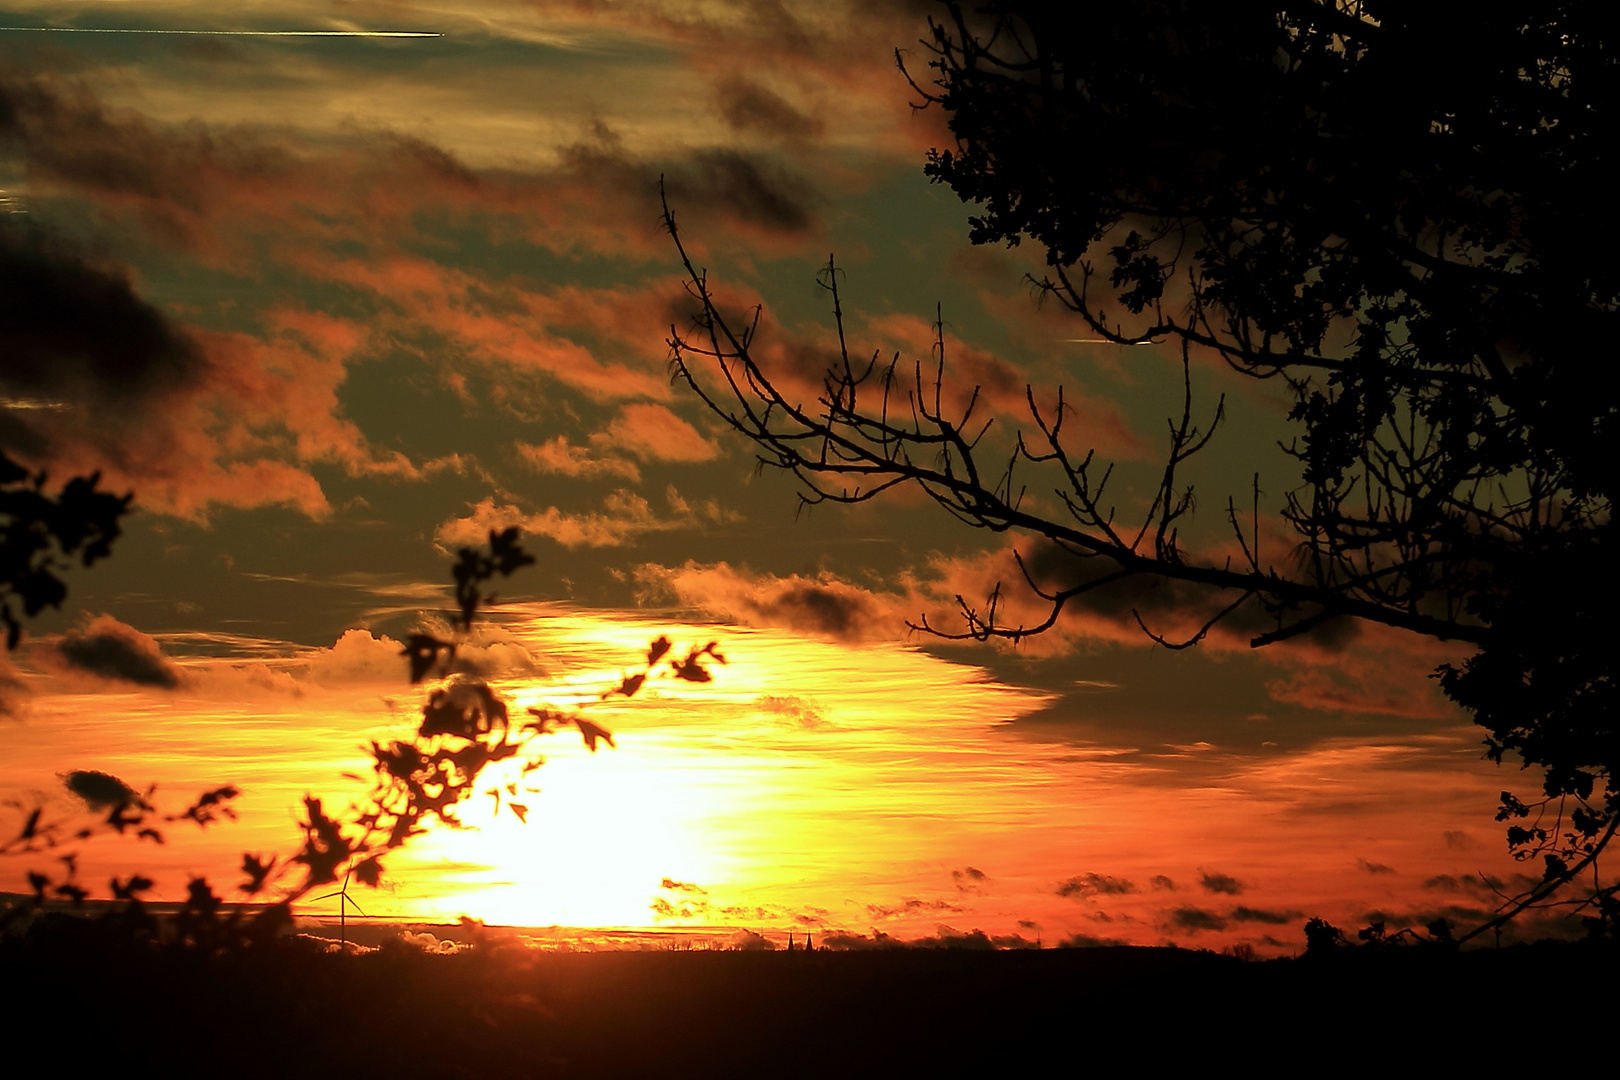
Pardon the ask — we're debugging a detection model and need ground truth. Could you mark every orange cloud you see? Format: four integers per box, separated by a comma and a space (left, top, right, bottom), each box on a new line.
638, 561, 910, 642
299, 256, 679, 405
438, 486, 735, 550
603, 403, 721, 463
516, 437, 642, 482
5, 285, 414, 521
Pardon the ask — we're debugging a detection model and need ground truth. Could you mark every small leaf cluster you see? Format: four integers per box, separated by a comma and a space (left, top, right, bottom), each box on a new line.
0, 451, 129, 648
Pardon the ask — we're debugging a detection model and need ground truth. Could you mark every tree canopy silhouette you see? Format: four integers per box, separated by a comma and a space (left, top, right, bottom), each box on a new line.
666, 1, 1618, 938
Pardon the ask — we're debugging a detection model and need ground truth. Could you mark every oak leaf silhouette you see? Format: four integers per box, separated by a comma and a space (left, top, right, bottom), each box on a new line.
239, 853, 276, 895
576, 718, 615, 752
110, 874, 153, 900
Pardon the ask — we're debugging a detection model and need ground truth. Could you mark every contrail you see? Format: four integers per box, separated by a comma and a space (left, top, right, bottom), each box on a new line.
0, 27, 440, 38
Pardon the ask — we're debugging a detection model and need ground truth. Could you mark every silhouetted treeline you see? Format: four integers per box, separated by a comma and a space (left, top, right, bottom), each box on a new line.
4, 912, 1613, 1077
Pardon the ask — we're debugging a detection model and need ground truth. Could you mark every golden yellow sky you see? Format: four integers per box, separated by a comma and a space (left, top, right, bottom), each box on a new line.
3, 603, 1530, 951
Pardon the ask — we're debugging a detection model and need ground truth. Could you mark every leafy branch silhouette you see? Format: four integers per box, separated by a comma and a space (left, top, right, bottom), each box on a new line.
3, 526, 724, 948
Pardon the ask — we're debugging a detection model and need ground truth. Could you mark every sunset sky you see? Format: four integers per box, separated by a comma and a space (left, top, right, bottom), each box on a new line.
0, 2, 1543, 951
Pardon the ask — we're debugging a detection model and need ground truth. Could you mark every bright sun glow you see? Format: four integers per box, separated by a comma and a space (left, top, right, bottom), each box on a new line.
378, 607, 1052, 928
2, 603, 1527, 949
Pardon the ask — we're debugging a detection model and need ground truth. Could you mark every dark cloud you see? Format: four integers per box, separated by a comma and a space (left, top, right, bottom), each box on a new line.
866, 897, 962, 919
1057, 873, 1137, 899
1442, 830, 1477, 850
1357, 858, 1396, 874
0, 72, 236, 204
715, 76, 825, 140
660, 878, 708, 894
55, 615, 183, 689
563, 125, 816, 236
911, 927, 1018, 950
384, 132, 481, 190
648, 564, 898, 642
1058, 932, 1127, 948
1020, 541, 1196, 621
0, 71, 474, 242
1421, 874, 1487, 896
1198, 870, 1245, 896
650, 896, 710, 919
1149, 875, 1177, 891
1017, 534, 1368, 655
995, 638, 1410, 762
987, 933, 1040, 950
816, 927, 1034, 951
1170, 907, 1228, 933
745, 581, 882, 639
678, 149, 815, 232
819, 930, 904, 951
728, 929, 777, 951
1228, 906, 1300, 925
952, 866, 988, 892
63, 768, 138, 811
1421, 872, 1535, 902
0, 219, 204, 448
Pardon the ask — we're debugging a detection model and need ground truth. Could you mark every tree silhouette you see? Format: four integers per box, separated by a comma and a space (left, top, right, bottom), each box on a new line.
665, 1, 1617, 938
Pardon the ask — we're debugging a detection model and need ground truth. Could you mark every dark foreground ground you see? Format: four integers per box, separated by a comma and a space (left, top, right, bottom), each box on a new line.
3, 918, 1614, 1077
